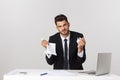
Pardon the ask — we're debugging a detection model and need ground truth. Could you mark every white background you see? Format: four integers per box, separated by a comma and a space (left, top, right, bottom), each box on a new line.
0, 0, 120, 80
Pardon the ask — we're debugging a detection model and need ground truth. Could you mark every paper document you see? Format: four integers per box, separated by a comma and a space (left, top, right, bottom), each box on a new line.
45, 43, 56, 56
77, 37, 81, 43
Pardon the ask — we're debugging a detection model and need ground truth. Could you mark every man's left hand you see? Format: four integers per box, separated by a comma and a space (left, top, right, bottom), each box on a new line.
77, 37, 86, 53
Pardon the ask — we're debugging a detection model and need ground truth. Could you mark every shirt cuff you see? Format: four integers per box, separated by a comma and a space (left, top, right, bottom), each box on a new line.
77, 50, 83, 57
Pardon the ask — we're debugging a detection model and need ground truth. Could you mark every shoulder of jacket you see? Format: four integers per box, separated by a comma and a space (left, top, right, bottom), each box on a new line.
70, 31, 83, 36
49, 32, 60, 38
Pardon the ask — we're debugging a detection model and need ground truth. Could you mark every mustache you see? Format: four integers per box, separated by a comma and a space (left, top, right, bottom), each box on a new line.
62, 29, 67, 32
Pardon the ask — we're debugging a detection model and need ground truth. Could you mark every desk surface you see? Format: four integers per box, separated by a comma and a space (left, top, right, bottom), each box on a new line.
3, 69, 120, 80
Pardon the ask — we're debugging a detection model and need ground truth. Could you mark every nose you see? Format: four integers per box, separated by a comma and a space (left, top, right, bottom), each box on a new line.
61, 26, 65, 30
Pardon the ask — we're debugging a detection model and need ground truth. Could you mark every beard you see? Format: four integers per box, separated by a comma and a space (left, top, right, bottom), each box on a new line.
60, 29, 69, 36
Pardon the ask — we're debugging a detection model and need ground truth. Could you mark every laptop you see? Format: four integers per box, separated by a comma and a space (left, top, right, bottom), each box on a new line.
79, 53, 112, 76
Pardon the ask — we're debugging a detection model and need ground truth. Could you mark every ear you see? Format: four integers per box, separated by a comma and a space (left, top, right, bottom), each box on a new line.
68, 22, 70, 27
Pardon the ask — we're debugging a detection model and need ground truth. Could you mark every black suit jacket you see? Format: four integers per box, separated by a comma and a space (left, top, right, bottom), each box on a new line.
46, 31, 86, 70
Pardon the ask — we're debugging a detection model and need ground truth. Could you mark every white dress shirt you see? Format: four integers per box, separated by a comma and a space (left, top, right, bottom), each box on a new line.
45, 33, 84, 58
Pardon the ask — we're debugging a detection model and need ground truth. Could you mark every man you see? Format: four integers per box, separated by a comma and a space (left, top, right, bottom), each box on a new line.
41, 14, 86, 70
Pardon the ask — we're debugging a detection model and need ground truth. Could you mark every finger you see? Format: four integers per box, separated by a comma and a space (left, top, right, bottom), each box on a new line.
80, 38, 86, 46
78, 41, 85, 48
41, 40, 48, 47
42, 40, 48, 44
81, 37, 86, 43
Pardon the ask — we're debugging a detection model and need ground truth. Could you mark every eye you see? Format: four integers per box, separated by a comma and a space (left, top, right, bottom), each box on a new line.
58, 26, 62, 28
63, 24, 66, 26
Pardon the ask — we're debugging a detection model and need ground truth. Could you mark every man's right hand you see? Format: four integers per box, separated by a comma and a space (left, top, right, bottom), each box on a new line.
41, 40, 48, 48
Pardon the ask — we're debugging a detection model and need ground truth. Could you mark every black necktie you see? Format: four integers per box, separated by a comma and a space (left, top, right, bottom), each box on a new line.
64, 39, 68, 69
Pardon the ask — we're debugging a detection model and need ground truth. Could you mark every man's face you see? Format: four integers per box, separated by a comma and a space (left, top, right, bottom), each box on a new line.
56, 20, 70, 36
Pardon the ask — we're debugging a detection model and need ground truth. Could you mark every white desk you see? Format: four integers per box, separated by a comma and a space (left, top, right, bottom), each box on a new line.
3, 69, 120, 80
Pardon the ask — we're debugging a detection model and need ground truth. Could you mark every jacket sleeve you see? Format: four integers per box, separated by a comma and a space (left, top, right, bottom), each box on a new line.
76, 46, 86, 64
45, 36, 57, 65
76, 32, 86, 64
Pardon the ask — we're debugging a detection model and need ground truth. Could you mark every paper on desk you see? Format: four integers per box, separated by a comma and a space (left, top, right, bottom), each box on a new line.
44, 43, 57, 56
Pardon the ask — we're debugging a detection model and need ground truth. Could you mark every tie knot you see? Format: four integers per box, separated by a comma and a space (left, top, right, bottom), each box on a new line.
64, 39, 67, 42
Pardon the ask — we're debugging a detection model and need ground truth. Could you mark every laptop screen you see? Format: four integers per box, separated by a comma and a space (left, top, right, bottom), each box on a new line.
96, 53, 112, 75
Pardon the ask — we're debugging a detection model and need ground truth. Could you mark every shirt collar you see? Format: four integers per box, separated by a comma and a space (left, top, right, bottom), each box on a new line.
60, 33, 70, 41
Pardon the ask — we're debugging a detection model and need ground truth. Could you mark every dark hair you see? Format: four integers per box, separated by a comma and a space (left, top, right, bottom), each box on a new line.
54, 14, 68, 25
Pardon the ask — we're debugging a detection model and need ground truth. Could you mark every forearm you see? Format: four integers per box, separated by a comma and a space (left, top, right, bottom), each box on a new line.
46, 55, 57, 65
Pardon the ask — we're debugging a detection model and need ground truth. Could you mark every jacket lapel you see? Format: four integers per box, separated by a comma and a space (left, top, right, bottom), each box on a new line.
56, 33, 64, 57
69, 32, 77, 58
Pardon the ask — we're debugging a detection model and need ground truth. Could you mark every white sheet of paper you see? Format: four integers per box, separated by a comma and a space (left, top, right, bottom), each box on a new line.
77, 37, 81, 43
45, 43, 56, 56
